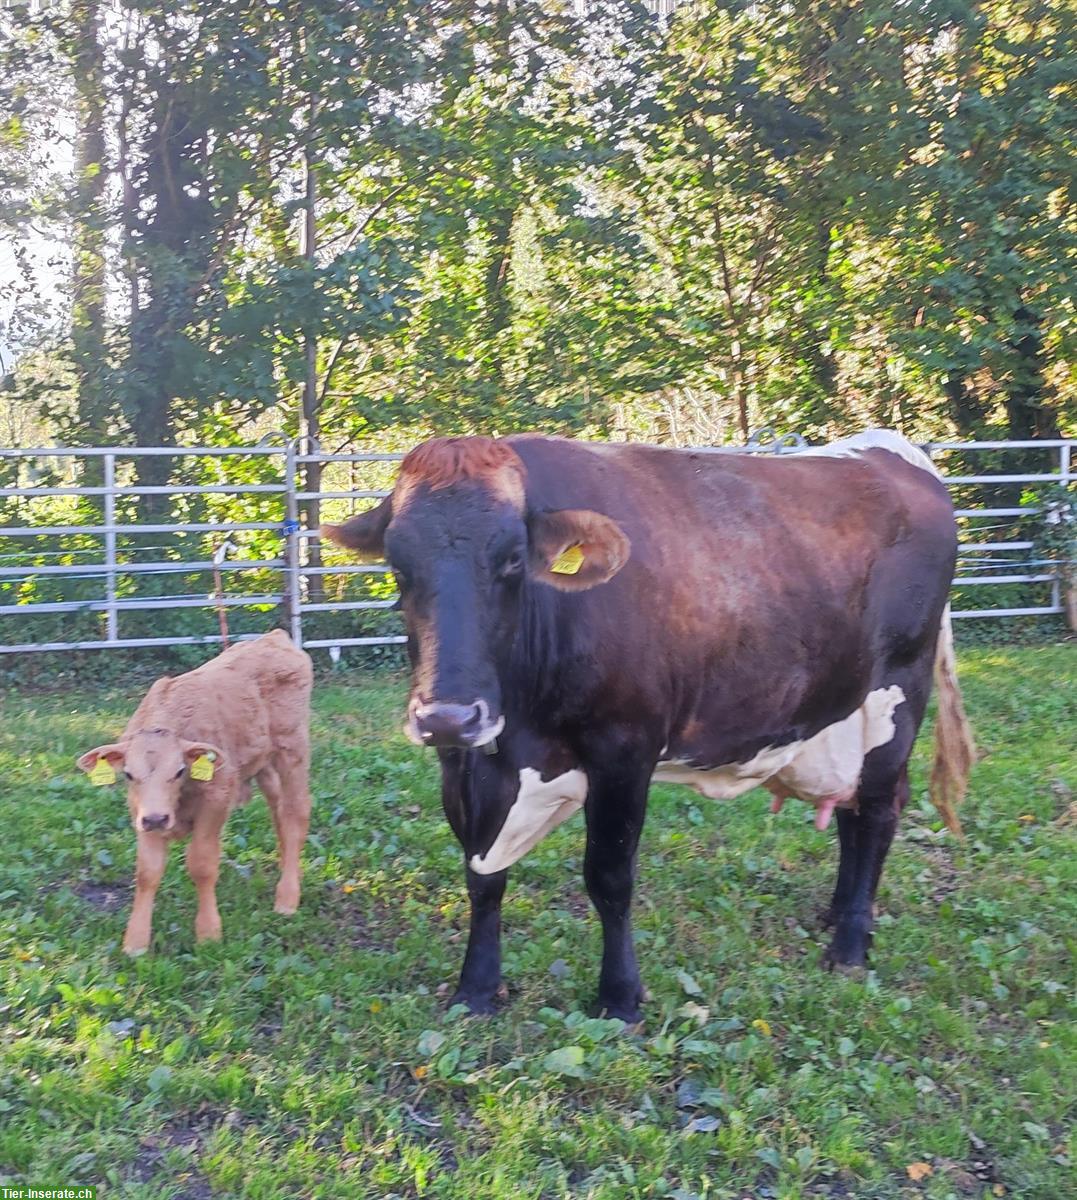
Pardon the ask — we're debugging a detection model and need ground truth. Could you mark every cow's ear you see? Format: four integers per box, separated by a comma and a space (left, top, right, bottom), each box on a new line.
528, 508, 631, 592
320, 497, 391, 563
76, 743, 126, 773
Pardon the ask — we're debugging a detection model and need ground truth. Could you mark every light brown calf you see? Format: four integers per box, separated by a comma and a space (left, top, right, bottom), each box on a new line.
77, 629, 313, 955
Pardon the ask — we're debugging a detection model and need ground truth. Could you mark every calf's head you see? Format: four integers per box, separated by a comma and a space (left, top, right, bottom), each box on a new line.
322, 437, 630, 748
77, 729, 226, 833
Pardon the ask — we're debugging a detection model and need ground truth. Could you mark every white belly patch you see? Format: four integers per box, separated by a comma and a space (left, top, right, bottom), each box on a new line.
468, 766, 589, 875
653, 685, 906, 826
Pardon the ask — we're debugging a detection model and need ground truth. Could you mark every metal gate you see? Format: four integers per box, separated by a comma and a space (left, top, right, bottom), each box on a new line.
0, 436, 1072, 655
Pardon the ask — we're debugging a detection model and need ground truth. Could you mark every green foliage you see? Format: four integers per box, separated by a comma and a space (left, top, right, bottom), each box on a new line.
2, 1, 1072, 456
0, 648, 1074, 1197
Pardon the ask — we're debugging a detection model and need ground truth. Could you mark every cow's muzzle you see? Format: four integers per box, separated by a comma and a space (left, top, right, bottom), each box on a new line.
407, 699, 504, 749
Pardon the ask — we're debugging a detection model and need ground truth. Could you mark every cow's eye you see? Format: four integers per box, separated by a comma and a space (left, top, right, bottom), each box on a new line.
123, 770, 133, 781
174, 767, 185, 779
498, 550, 524, 577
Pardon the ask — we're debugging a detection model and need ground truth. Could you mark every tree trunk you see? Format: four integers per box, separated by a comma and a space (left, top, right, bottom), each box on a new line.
122, 84, 213, 507
300, 104, 324, 601
69, 0, 108, 467
1005, 306, 1061, 441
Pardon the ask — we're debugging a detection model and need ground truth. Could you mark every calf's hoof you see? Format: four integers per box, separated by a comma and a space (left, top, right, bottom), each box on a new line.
123, 941, 149, 958
195, 922, 222, 944
275, 881, 300, 914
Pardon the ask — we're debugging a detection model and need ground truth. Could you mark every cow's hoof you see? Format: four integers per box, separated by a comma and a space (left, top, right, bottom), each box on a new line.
123, 943, 149, 958
599, 1005, 643, 1027
274, 901, 298, 916
596, 994, 644, 1026
822, 946, 868, 977
448, 991, 501, 1017
195, 925, 222, 944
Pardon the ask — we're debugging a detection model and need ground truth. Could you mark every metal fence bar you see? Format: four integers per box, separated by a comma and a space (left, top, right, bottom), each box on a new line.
952, 605, 1064, 620
103, 452, 117, 642
1052, 442, 1071, 614
0, 560, 283, 579
0, 446, 285, 458
1, 522, 283, 536
0, 634, 264, 654
0, 594, 282, 616
3, 484, 284, 497
2, 437, 1073, 654
284, 439, 303, 646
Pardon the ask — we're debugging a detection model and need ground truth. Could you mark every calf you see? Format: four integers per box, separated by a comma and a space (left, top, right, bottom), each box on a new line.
77, 629, 313, 954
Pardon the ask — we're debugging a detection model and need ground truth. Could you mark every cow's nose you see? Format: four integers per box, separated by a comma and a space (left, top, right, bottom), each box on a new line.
413, 701, 485, 748
141, 813, 170, 832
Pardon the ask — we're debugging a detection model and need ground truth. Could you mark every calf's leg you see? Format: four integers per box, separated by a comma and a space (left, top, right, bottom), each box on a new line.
584, 767, 650, 1023
186, 812, 226, 943
124, 833, 170, 955
260, 757, 310, 915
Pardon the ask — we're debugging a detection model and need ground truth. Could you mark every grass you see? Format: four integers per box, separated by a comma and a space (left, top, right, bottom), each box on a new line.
1, 645, 1074, 1200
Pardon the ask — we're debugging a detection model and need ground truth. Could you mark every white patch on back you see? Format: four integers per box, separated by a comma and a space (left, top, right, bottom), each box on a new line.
469, 767, 589, 875
653, 685, 906, 814
797, 430, 939, 477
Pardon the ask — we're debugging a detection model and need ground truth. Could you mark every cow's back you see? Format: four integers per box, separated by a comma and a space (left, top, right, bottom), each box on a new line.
508, 434, 956, 751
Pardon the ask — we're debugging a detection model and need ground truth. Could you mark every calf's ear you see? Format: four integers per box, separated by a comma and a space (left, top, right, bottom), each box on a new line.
76, 743, 126, 773
182, 741, 227, 770
528, 508, 631, 592
320, 496, 391, 562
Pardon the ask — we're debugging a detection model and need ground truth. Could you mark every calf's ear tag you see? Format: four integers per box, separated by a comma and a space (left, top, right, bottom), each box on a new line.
89, 758, 116, 786
550, 544, 584, 575
190, 754, 215, 782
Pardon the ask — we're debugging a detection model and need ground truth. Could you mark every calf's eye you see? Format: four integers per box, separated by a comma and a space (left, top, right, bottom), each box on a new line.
499, 551, 524, 577
174, 767, 185, 779
123, 770, 133, 781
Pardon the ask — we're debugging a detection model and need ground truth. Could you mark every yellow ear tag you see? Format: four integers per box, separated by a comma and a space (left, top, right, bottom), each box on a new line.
550, 544, 585, 575
89, 758, 116, 786
190, 754, 216, 782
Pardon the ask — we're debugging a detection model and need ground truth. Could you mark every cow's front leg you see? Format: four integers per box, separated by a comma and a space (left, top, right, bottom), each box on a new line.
450, 866, 507, 1014
584, 768, 649, 1024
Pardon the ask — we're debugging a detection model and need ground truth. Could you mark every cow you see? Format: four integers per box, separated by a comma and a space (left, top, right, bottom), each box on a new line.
76, 629, 313, 955
323, 430, 974, 1022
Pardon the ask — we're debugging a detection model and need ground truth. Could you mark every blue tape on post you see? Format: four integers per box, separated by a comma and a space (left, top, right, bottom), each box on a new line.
282, 519, 301, 535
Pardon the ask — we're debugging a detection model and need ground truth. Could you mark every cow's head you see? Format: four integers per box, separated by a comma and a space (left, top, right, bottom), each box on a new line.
77, 730, 226, 833
322, 437, 630, 748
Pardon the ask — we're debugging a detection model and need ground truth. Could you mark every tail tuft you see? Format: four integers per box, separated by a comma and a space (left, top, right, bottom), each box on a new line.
929, 605, 975, 835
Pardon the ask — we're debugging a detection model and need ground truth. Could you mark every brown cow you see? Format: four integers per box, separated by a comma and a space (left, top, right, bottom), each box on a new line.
77, 629, 313, 955
323, 429, 975, 1022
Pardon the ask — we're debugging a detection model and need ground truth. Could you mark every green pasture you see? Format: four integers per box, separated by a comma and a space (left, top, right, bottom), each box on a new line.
1, 645, 1074, 1199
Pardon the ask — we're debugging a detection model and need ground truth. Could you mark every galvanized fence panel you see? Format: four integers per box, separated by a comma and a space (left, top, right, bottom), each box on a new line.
0, 436, 1072, 655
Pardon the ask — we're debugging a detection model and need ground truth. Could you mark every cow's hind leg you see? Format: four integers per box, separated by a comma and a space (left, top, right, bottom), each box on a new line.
823, 762, 908, 971
584, 765, 650, 1024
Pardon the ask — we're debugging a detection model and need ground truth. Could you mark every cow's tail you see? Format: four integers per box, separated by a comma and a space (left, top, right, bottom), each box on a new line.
929, 605, 975, 835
